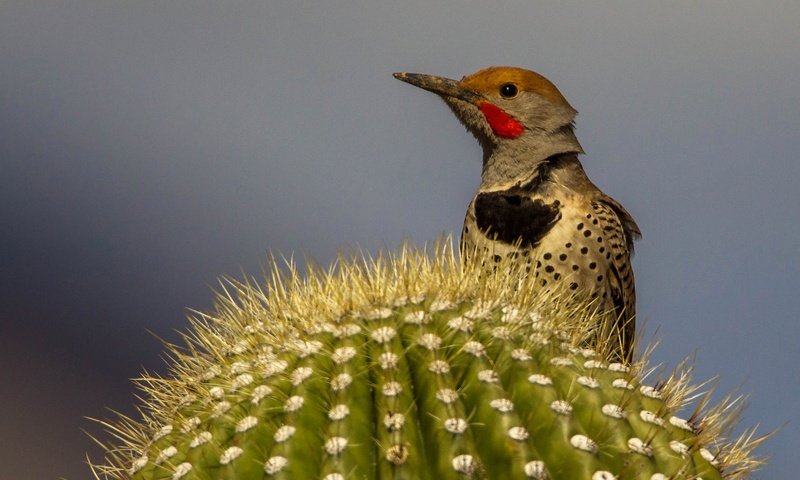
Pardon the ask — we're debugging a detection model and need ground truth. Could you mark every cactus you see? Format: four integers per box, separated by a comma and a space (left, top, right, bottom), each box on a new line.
89, 240, 766, 479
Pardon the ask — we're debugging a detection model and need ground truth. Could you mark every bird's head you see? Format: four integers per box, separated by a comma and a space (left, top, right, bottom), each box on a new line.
395, 67, 583, 180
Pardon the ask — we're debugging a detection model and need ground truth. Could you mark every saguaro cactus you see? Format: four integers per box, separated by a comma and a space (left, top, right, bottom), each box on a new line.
90, 241, 765, 479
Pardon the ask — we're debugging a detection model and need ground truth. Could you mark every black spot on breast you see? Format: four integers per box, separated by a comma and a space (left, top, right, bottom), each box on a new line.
474, 192, 561, 247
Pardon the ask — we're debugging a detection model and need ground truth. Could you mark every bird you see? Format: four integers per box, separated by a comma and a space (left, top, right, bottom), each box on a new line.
394, 66, 641, 362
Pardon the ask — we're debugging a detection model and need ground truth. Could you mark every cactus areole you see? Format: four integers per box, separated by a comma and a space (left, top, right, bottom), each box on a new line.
90, 240, 764, 479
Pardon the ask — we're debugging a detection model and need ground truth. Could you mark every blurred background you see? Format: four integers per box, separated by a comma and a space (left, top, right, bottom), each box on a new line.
1, 1, 798, 478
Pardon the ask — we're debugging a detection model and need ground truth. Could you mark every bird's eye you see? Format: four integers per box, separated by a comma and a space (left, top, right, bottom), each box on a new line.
499, 83, 518, 98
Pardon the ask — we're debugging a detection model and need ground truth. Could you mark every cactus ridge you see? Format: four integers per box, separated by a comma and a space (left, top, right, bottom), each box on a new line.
89, 240, 766, 479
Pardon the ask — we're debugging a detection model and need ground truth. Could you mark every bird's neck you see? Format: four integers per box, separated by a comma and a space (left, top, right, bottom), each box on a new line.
479, 126, 583, 190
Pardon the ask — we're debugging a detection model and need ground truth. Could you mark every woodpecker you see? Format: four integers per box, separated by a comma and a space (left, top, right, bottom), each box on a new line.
394, 67, 640, 361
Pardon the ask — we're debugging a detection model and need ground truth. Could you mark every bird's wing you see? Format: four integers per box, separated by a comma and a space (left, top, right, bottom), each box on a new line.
596, 195, 641, 254
592, 198, 639, 361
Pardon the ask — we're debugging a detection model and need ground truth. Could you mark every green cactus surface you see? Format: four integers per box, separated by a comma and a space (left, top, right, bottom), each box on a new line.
90, 241, 765, 479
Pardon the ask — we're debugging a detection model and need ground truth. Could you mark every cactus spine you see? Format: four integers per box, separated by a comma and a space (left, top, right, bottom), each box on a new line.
90, 241, 765, 479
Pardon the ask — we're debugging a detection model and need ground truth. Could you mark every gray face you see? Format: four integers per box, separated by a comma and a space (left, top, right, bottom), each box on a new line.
394, 69, 582, 181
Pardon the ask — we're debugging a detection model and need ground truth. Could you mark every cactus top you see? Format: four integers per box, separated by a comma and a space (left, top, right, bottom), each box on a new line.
90, 240, 765, 479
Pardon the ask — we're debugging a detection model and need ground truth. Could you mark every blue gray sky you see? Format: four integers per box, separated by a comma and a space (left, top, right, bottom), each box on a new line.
1, 2, 798, 478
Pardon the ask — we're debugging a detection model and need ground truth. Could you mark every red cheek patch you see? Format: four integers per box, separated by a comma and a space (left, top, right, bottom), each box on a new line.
479, 102, 524, 138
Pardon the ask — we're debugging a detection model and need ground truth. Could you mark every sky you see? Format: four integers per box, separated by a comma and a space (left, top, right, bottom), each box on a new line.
1, 1, 798, 478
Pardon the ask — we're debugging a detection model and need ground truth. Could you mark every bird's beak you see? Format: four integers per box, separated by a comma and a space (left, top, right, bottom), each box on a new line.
393, 72, 484, 105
